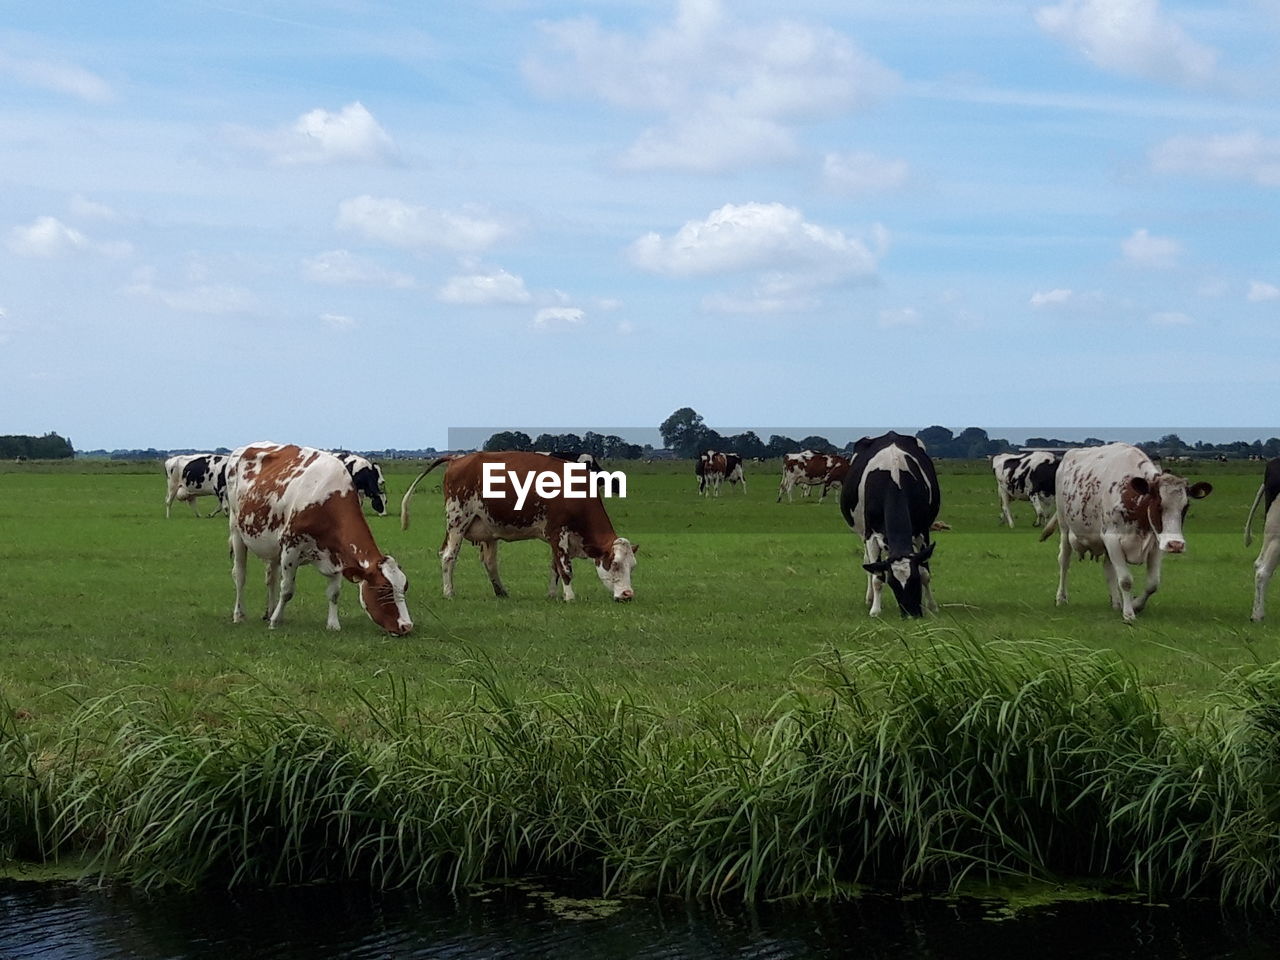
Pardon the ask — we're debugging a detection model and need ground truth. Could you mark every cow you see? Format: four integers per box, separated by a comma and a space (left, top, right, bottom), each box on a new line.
400, 451, 637, 602
537, 450, 602, 473
164, 454, 228, 518
992, 451, 1059, 527
332, 451, 388, 516
1040, 442, 1212, 622
224, 442, 412, 635
1244, 458, 1280, 622
696, 450, 746, 496
777, 452, 847, 502
775, 450, 816, 502
839, 432, 940, 618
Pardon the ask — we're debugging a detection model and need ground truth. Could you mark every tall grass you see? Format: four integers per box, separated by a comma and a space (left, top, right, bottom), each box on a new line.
3, 637, 1280, 905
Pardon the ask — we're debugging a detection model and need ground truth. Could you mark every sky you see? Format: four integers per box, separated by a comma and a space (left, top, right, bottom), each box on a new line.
2, 0, 1279, 451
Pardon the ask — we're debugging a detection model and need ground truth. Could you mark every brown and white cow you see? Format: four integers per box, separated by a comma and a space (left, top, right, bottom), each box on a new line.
225, 442, 412, 634
777, 451, 847, 502
400, 451, 637, 602
1040, 443, 1211, 622
1244, 457, 1280, 622
696, 450, 746, 496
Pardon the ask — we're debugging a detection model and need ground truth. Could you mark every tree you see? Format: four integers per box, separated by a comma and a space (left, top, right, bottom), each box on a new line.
483, 431, 532, 452
799, 434, 837, 454
917, 425, 954, 451
660, 407, 708, 458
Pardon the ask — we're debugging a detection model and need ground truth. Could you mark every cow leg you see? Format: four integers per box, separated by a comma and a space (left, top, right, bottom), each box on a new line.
1055, 529, 1071, 606
324, 572, 342, 630
920, 565, 939, 614
268, 546, 303, 628
998, 486, 1014, 527
440, 527, 464, 599
547, 557, 561, 599
740, 476, 747, 495
1132, 549, 1164, 614
864, 539, 884, 616
1102, 556, 1122, 609
1252, 538, 1280, 621
479, 541, 508, 597
1101, 535, 1137, 622
262, 557, 280, 621
776, 477, 788, 503
818, 482, 829, 503
1030, 493, 1048, 527
230, 532, 248, 623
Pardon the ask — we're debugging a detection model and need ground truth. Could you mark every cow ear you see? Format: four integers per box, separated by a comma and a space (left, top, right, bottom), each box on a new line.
631, 543, 640, 555
1189, 481, 1213, 500
1129, 476, 1150, 497
863, 561, 890, 574
916, 541, 937, 563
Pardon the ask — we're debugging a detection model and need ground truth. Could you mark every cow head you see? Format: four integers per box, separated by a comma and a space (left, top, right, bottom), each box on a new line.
1126, 475, 1213, 554
357, 556, 413, 635
594, 537, 639, 601
864, 541, 936, 618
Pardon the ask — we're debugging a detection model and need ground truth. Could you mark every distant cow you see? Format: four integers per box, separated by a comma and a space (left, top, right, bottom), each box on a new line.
332, 452, 388, 516
400, 451, 637, 602
840, 432, 940, 617
225, 443, 412, 634
696, 450, 746, 496
992, 451, 1059, 527
1244, 457, 1280, 621
1041, 442, 1211, 622
163, 454, 228, 518
777, 452, 847, 502
775, 450, 817, 502
537, 450, 602, 473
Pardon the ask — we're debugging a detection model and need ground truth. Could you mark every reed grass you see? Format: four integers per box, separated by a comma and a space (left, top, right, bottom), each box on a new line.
3, 636, 1280, 906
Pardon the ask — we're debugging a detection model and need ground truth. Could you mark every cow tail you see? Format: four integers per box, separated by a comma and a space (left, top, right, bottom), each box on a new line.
399, 455, 454, 530
1244, 483, 1266, 548
1038, 513, 1059, 542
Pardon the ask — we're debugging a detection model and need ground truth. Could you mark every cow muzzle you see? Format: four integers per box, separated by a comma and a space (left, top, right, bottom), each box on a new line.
1162, 538, 1186, 554
615, 589, 635, 602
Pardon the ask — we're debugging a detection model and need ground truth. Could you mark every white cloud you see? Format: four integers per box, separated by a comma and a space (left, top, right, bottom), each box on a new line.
1150, 310, 1193, 325
124, 267, 256, 315
1150, 131, 1280, 187
1248, 280, 1280, 302
0, 52, 113, 102
6, 215, 130, 258
1035, 0, 1217, 87
68, 195, 121, 221
533, 306, 586, 331
1030, 288, 1073, 307
437, 267, 531, 305
302, 249, 414, 288
1122, 228, 1181, 269
878, 307, 921, 327
822, 151, 909, 194
526, 0, 897, 173
631, 202, 885, 280
321, 313, 356, 330
228, 102, 398, 165
337, 195, 510, 253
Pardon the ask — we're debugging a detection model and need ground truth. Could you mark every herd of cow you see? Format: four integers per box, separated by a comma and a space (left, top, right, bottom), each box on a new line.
159, 434, 1280, 634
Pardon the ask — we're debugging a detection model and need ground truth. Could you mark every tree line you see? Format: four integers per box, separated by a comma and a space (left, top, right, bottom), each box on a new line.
482, 431, 646, 460
1, 432, 74, 459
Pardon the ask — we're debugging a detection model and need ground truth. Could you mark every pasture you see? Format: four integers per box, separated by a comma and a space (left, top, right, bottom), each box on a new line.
0, 456, 1274, 733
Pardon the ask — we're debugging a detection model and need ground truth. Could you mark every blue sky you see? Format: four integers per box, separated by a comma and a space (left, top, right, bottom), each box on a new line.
2, 0, 1278, 450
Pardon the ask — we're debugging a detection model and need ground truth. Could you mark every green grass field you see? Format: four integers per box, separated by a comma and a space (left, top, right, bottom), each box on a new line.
1, 457, 1275, 732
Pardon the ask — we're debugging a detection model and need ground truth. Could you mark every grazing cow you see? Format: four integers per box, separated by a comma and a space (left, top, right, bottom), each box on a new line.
1040, 442, 1211, 622
777, 452, 847, 502
332, 451, 388, 516
1244, 457, 1280, 622
839, 432, 940, 617
537, 450, 602, 472
400, 451, 637, 602
992, 451, 1060, 527
225, 443, 412, 635
164, 454, 228, 518
775, 450, 817, 502
696, 450, 746, 496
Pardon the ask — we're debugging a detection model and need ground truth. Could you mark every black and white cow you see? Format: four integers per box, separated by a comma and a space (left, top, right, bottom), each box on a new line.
992, 451, 1059, 527
1244, 457, 1280, 622
839, 432, 941, 618
332, 452, 387, 516
696, 450, 746, 496
163, 453, 228, 518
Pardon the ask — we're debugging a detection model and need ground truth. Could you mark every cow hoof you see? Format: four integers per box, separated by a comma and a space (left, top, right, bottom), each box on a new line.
1252, 614, 1265, 623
